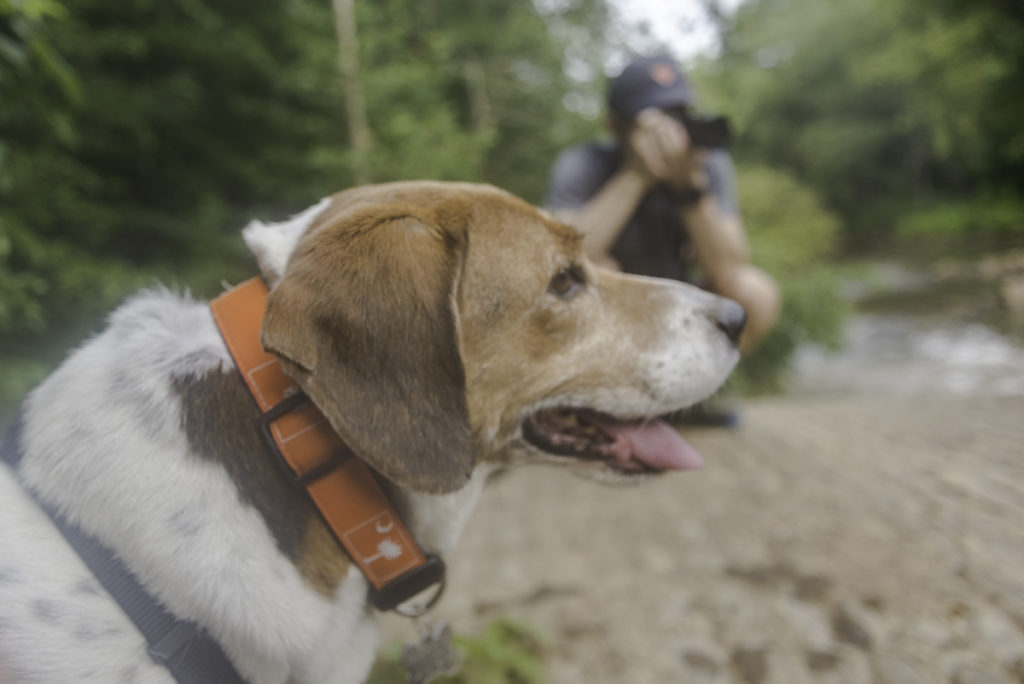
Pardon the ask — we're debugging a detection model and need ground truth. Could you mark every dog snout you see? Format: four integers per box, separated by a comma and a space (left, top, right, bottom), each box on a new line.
712, 297, 746, 346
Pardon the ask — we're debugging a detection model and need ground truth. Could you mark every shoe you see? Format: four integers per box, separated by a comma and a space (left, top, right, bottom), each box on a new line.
665, 401, 741, 429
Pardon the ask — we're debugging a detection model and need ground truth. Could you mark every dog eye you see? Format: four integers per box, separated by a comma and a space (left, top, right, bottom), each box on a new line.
549, 265, 586, 299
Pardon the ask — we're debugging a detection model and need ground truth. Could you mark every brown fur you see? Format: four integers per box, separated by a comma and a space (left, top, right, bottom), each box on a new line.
231, 181, 735, 591
0, 181, 740, 684
263, 182, 704, 479
174, 371, 350, 595
262, 202, 475, 495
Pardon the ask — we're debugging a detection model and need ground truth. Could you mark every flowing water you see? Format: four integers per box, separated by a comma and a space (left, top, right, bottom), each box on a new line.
788, 262, 1024, 397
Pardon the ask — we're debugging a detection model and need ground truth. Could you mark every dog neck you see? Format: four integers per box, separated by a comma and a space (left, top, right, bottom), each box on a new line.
210, 278, 454, 610
382, 464, 495, 559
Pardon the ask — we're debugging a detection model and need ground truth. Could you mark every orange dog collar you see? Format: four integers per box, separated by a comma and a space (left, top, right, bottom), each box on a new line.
211, 277, 445, 612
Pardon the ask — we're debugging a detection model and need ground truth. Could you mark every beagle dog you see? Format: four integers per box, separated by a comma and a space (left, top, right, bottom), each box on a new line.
0, 181, 743, 684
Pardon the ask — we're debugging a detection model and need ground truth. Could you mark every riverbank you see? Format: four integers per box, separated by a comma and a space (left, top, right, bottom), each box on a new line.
789, 256, 1024, 399
383, 395, 1024, 683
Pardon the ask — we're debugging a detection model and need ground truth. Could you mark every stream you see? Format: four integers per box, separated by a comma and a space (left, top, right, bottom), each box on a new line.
787, 262, 1024, 398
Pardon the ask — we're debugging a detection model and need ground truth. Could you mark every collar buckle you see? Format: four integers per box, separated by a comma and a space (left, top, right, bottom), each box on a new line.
258, 391, 353, 487
372, 553, 447, 613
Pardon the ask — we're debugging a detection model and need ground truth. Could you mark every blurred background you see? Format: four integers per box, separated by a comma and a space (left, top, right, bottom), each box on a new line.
2, 0, 1023, 413
2, 1, 1023, 681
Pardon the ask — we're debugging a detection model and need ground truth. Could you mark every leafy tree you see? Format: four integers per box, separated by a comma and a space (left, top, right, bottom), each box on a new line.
353, 0, 608, 203
696, 0, 1024, 248
2, 0, 86, 400
0, 0, 611, 414
1, 0, 351, 411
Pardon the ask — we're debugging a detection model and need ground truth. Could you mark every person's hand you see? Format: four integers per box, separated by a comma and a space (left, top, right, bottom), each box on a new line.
625, 108, 709, 192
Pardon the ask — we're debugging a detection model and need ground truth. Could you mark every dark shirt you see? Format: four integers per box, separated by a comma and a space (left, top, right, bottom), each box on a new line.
545, 142, 739, 283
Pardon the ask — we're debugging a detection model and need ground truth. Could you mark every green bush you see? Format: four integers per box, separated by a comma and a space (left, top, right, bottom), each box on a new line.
730, 164, 848, 393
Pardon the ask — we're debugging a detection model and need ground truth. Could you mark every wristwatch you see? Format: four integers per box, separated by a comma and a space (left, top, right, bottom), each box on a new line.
667, 184, 709, 208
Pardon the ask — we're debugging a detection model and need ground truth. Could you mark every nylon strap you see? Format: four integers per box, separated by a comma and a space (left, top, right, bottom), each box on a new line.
1, 421, 246, 684
210, 278, 432, 596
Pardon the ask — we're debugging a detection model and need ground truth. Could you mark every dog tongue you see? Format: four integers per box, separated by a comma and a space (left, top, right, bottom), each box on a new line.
603, 419, 705, 471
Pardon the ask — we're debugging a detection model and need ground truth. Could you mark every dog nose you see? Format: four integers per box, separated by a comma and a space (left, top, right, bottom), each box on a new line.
714, 298, 747, 346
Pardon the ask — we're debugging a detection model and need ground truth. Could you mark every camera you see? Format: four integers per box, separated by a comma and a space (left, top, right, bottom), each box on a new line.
671, 111, 731, 149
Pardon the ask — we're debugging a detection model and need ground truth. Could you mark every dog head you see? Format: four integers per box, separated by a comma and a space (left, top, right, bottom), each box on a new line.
245, 181, 742, 494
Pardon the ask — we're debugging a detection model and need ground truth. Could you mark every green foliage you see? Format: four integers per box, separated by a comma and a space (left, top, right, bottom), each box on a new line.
367, 619, 546, 684
0, 0, 612, 414
448, 619, 545, 684
737, 165, 840, 272
730, 164, 848, 393
11, 0, 1017, 408
694, 0, 1024, 249
354, 0, 603, 204
896, 192, 1024, 244
0, 0, 355, 411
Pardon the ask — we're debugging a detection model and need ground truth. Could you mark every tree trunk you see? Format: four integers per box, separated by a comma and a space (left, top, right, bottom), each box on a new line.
463, 58, 493, 133
332, 0, 372, 184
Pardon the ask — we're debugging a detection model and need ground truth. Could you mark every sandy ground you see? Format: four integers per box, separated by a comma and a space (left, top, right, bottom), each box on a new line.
383, 395, 1024, 683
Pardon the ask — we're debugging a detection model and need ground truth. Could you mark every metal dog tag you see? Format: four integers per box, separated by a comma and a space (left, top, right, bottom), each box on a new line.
400, 620, 461, 684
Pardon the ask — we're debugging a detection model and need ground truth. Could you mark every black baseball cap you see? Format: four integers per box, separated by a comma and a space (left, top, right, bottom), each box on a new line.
608, 56, 694, 119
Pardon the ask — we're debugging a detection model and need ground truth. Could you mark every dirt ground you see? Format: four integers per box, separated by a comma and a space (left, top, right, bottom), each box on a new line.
384, 395, 1024, 683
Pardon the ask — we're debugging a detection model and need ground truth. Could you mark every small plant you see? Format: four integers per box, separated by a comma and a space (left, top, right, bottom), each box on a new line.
367, 618, 546, 684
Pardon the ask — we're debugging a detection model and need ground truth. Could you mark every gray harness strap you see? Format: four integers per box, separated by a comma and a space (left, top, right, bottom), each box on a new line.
2, 418, 247, 684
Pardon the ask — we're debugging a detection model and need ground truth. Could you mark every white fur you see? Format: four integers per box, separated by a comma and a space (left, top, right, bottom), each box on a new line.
242, 198, 331, 286
583, 275, 738, 418
1, 290, 377, 684
0, 205, 499, 684
0, 193, 739, 683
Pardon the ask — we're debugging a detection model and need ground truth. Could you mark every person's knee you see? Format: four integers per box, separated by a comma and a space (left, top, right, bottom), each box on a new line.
747, 266, 781, 328
722, 265, 780, 353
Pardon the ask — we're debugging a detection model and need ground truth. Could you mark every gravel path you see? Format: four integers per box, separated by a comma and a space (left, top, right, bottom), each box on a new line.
386, 395, 1024, 683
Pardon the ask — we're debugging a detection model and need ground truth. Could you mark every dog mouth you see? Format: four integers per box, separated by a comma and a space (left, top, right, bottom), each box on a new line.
522, 407, 704, 473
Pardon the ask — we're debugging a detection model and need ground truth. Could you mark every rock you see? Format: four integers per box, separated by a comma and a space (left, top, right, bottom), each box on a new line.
1007, 655, 1024, 681
872, 654, 933, 684
807, 650, 842, 672
1001, 273, 1024, 313
724, 562, 793, 589
971, 571, 1024, 635
682, 649, 720, 672
949, 661, 1015, 684
970, 607, 1024, 668
679, 646, 727, 684
807, 646, 872, 684
905, 616, 955, 651
415, 396, 1024, 684
835, 645, 873, 684
777, 600, 834, 651
832, 603, 875, 651
793, 573, 833, 603
677, 627, 728, 684
763, 650, 813, 684
731, 647, 768, 684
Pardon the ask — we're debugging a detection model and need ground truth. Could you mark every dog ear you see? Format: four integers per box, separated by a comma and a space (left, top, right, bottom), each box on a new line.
241, 198, 331, 287
261, 204, 474, 494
